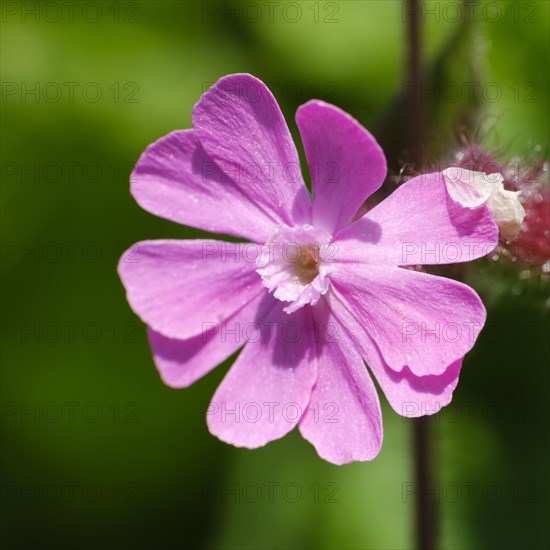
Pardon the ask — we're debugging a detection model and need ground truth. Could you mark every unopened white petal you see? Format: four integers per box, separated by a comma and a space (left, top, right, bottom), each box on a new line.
443, 167, 525, 240
487, 189, 526, 241
443, 167, 501, 209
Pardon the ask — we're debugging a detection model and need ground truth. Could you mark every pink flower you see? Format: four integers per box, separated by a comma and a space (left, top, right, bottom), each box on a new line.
118, 74, 498, 464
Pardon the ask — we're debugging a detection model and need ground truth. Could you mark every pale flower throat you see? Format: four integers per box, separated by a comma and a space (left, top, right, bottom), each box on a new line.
255, 224, 334, 313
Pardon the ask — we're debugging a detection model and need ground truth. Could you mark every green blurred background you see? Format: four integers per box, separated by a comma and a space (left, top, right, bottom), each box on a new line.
1, 1, 549, 548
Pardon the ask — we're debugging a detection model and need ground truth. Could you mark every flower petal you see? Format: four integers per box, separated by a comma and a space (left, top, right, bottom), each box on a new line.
296, 100, 387, 234
330, 263, 486, 376
298, 299, 383, 465
335, 172, 498, 265
118, 240, 264, 340
369, 354, 462, 418
326, 291, 462, 418
206, 299, 317, 449
193, 74, 311, 227
147, 290, 267, 388
131, 130, 278, 242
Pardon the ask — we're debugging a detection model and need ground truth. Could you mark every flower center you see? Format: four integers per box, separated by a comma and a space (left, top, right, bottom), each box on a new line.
255, 224, 333, 314
292, 243, 320, 285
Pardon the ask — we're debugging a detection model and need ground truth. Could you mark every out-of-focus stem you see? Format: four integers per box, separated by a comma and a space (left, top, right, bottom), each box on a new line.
404, 1, 437, 549
405, 0, 424, 166
413, 416, 437, 550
